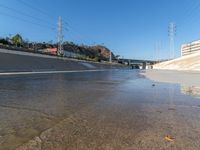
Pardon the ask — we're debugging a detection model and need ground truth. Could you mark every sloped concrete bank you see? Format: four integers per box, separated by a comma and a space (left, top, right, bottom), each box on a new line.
153, 51, 200, 71
0, 49, 125, 73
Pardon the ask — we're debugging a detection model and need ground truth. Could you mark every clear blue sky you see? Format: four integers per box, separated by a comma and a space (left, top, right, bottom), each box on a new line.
1, 0, 200, 60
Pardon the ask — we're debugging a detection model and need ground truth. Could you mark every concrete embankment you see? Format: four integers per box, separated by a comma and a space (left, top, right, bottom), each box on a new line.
154, 51, 200, 71
142, 70, 200, 87
0, 49, 125, 73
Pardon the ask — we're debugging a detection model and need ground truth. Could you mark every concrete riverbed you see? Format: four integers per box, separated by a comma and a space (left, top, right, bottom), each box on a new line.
0, 70, 200, 150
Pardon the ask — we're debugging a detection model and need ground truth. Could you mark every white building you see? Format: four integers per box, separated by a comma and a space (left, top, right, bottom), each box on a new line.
181, 40, 200, 56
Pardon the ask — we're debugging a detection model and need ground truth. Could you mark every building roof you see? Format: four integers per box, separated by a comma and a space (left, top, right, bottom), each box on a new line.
182, 40, 200, 47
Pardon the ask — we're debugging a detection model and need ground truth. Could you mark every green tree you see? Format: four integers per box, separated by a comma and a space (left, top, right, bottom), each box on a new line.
11, 34, 23, 47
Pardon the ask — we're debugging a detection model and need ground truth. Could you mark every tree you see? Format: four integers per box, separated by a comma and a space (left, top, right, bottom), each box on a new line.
11, 34, 23, 47
0, 38, 9, 45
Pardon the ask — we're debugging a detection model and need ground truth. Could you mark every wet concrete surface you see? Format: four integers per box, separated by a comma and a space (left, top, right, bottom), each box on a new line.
0, 70, 200, 149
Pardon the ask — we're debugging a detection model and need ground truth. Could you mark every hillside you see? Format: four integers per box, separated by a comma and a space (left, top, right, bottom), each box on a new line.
63, 43, 115, 61
0, 35, 116, 62
153, 51, 200, 71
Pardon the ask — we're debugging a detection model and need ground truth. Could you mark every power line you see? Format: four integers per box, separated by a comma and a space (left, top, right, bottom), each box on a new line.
178, 0, 200, 30
63, 19, 93, 44
181, 0, 199, 18
0, 11, 55, 30
0, 4, 55, 27
16, 0, 82, 42
17, 0, 54, 19
17, 0, 91, 43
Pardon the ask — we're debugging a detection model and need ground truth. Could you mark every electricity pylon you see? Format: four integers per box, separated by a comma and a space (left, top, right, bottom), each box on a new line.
168, 22, 176, 59
57, 16, 64, 56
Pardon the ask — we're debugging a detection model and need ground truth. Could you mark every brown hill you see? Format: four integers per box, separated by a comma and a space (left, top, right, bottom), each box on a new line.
63, 42, 115, 61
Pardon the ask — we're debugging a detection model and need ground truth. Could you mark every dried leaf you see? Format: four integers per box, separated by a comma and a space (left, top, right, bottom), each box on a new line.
165, 135, 175, 142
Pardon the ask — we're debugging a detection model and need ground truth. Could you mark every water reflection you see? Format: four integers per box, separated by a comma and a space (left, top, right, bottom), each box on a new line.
0, 70, 200, 149
181, 86, 200, 99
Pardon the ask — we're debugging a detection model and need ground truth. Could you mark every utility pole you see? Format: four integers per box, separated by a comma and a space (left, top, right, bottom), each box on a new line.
168, 22, 176, 59
155, 42, 160, 62
33, 42, 36, 51
109, 51, 112, 63
156, 42, 159, 62
57, 16, 64, 56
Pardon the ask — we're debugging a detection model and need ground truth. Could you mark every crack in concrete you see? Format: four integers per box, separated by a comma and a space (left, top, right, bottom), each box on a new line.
15, 115, 75, 150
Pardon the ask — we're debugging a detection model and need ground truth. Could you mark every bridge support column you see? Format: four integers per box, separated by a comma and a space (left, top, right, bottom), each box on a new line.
142, 62, 147, 69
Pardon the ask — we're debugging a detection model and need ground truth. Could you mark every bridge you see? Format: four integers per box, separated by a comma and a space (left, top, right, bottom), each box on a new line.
118, 59, 158, 69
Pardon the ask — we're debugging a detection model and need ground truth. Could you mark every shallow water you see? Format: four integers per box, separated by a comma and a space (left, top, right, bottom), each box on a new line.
0, 70, 200, 150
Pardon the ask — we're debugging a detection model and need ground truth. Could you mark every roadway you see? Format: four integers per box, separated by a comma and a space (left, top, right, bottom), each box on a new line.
0, 70, 200, 150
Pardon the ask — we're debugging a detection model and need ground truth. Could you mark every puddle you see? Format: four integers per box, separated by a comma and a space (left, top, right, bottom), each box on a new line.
0, 70, 200, 149
181, 86, 200, 99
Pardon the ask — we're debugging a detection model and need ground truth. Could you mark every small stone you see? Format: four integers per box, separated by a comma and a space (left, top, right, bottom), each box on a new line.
168, 108, 176, 111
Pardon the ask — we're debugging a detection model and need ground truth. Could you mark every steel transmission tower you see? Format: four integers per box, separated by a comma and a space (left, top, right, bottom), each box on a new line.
57, 16, 64, 56
168, 22, 176, 59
